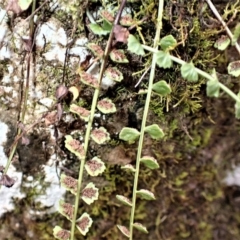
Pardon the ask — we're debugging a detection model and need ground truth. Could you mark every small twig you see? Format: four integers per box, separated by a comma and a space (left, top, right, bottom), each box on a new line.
169, 3, 177, 31
134, 66, 150, 87
23, 0, 50, 23
128, 16, 148, 31
205, 0, 240, 55
86, 8, 96, 24
226, 9, 237, 26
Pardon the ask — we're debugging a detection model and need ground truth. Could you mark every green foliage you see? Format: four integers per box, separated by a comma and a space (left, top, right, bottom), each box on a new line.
18, 0, 32, 11
89, 21, 112, 35
91, 127, 110, 144
207, 79, 220, 97
87, 43, 104, 58
214, 35, 230, 50
60, 174, 78, 195
127, 34, 145, 56
140, 156, 159, 169
232, 23, 240, 45
159, 35, 177, 51
136, 189, 156, 200
58, 200, 74, 221
132, 223, 148, 234
65, 135, 85, 160
235, 92, 240, 119
144, 124, 165, 140
110, 49, 129, 63
79, 71, 99, 88
152, 80, 171, 96
53, 226, 70, 240
119, 127, 140, 142
116, 195, 133, 207
76, 213, 93, 236
81, 182, 99, 205
156, 51, 173, 68
69, 104, 90, 121
85, 157, 106, 176
51, 1, 240, 240
97, 98, 116, 114
105, 67, 123, 82
228, 61, 240, 77
181, 62, 199, 82
117, 225, 130, 238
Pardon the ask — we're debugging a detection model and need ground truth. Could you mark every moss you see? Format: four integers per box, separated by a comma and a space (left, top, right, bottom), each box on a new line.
56, 0, 89, 32
3, 1, 240, 239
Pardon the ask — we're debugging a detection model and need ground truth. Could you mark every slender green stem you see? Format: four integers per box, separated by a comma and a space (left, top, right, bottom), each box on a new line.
205, 0, 240, 55
142, 45, 240, 103
23, 0, 49, 23
30, 0, 36, 37
129, 1, 164, 239
3, 132, 20, 175
70, 64, 105, 240
70, 35, 110, 240
218, 82, 240, 102
70, 2, 127, 239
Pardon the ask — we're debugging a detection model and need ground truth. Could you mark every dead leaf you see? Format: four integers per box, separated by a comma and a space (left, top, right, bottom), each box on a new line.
17, 121, 26, 131
44, 111, 57, 126
113, 25, 130, 43
68, 86, 80, 101
18, 0, 33, 11
22, 37, 33, 52
56, 85, 68, 101
105, 146, 132, 165
57, 103, 63, 121
79, 55, 92, 70
21, 135, 30, 145
0, 174, 16, 188
6, 0, 22, 15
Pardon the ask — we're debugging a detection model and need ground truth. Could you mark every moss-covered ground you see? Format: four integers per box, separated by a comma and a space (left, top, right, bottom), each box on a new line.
1, 0, 240, 239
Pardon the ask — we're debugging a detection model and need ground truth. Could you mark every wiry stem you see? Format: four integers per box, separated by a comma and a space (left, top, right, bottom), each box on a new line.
2, 0, 36, 181
70, 1, 127, 239
142, 44, 240, 104
129, 0, 164, 239
205, 0, 240, 55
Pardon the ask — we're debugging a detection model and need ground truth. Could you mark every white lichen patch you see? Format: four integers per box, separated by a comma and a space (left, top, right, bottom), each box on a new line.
0, 122, 25, 217
224, 166, 240, 187
43, 45, 65, 63
0, 0, 93, 220
36, 18, 89, 64
0, 8, 11, 60
35, 18, 67, 48
38, 97, 54, 108
101, 76, 116, 90
0, 122, 8, 151
86, 62, 116, 90
0, 44, 11, 60
75, 37, 88, 46
12, 19, 30, 50
0, 12, 89, 122
33, 162, 66, 213
69, 46, 89, 61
